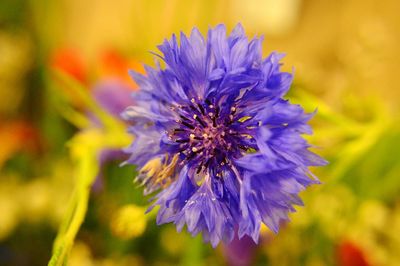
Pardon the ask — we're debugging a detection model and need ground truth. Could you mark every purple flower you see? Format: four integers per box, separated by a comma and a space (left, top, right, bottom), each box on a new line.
123, 24, 326, 247
223, 235, 257, 266
92, 79, 134, 120
90, 80, 134, 188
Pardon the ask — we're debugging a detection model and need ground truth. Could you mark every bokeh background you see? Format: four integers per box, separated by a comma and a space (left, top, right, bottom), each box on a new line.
1, 0, 400, 265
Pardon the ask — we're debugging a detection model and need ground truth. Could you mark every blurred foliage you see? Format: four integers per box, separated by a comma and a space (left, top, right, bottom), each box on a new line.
0, 0, 400, 266
47, 72, 132, 266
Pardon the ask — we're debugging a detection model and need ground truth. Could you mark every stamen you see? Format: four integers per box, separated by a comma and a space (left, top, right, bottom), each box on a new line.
189, 105, 198, 112
204, 158, 212, 168
194, 147, 204, 153
186, 152, 197, 161
181, 121, 195, 129
194, 115, 206, 128
180, 115, 191, 121
176, 138, 190, 143
197, 104, 205, 115
212, 116, 217, 127
238, 144, 247, 151
215, 106, 220, 118
196, 166, 202, 174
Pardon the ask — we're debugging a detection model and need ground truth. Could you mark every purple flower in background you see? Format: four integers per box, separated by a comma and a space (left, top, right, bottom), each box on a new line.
91, 80, 134, 190
224, 235, 257, 266
93, 79, 134, 120
123, 24, 326, 247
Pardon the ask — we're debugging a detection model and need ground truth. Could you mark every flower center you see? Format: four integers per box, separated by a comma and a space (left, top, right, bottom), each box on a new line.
168, 98, 247, 175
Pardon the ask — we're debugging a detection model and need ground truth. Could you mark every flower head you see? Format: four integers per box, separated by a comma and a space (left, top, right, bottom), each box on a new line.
123, 24, 326, 247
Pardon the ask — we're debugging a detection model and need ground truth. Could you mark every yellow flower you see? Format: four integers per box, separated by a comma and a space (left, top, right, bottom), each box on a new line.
110, 204, 147, 239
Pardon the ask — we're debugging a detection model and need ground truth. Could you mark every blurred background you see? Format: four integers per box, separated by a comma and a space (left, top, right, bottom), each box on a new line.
1, 0, 400, 265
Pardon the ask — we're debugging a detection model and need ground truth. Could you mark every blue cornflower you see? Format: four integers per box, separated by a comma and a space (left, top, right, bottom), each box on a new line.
122, 24, 326, 247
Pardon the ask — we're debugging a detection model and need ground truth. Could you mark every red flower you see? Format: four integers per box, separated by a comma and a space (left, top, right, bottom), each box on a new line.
50, 48, 87, 83
337, 240, 370, 266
